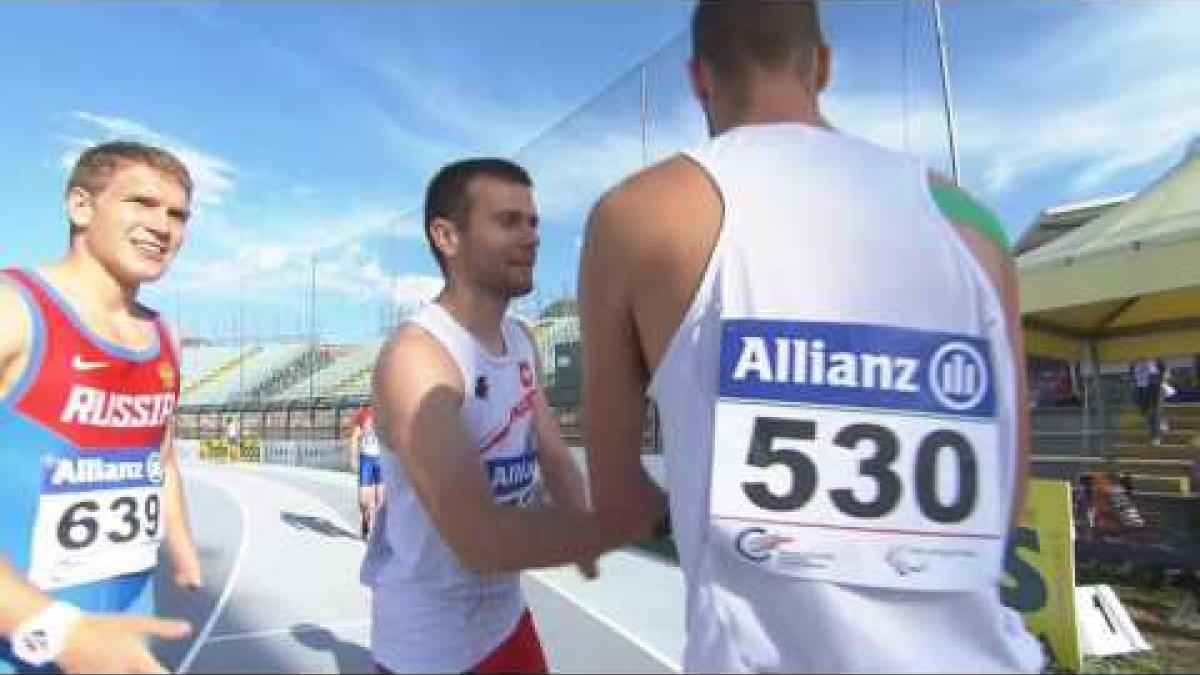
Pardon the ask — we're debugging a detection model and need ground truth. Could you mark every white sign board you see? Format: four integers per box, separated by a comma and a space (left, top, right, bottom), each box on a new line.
174, 439, 202, 463
1075, 584, 1151, 658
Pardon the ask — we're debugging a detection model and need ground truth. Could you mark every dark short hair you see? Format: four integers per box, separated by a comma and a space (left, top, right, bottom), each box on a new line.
423, 158, 532, 273
692, 0, 825, 89
67, 140, 193, 199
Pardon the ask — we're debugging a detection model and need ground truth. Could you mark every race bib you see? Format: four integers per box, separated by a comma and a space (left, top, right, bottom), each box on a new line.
485, 447, 539, 507
360, 423, 382, 457
710, 320, 1008, 591
28, 448, 166, 590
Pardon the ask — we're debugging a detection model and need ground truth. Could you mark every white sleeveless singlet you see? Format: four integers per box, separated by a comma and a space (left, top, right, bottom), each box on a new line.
362, 302, 543, 672
648, 124, 1044, 673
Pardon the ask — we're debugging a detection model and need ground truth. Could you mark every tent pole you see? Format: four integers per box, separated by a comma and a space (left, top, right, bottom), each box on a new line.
1087, 340, 1114, 464
1080, 352, 1092, 456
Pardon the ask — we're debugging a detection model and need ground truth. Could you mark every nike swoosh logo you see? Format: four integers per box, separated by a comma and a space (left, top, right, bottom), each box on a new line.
72, 355, 109, 371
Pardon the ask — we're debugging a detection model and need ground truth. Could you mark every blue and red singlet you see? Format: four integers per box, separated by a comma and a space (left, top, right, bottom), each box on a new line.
0, 269, 179, 672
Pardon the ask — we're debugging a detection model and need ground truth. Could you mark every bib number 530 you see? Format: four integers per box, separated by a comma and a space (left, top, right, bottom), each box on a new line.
743, 416, 978, 523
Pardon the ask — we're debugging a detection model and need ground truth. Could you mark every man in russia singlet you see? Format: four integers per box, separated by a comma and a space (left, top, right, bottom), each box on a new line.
0, 142, 202, 674
574, 2, 1042, 672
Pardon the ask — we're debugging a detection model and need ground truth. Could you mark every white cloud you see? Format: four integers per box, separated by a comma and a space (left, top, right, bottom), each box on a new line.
523, 127, 647, 225
335, 31, 575, 158
168, 203, 430, 309
290, 184, 317, 199
174, 6, 469, 166
817, 1, 1200, 208
372, 60, 551, 156
508, 94, 706, 227
958, 3, 1199, 199
63, 112, 238, 206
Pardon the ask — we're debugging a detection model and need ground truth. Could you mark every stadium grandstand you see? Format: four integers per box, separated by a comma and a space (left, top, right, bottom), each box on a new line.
173, 300, 652, 463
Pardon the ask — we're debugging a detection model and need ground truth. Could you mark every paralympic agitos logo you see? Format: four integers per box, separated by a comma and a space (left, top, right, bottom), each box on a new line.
734, 527, 793, 562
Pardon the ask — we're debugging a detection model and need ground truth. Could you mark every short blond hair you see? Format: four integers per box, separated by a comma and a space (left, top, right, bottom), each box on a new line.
67, 140, 193, 198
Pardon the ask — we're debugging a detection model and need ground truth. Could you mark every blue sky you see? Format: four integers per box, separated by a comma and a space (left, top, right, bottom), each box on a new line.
1, 1, 1196, 344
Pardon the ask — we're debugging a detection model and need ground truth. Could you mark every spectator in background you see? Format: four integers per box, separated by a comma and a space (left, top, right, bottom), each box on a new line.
225, 414, 240, 449
1132, 357, 1168, 446
349, 405, 384, 539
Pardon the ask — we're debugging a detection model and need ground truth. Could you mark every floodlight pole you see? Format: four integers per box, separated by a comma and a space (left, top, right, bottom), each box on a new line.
933, 0, 961, 185
640, 64, 649, 167
309, 252, 317, 404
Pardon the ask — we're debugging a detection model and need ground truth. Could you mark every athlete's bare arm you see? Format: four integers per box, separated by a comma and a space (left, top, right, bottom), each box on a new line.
0, 282, 32, 401
372, 325, 604, 573
348, 423, 362, 470
516, 323, 589, 514
157, 326, 202, 590
161, 417, 202, 590
0, 283, 48, 632
958, 231, 1030, 528
577, 160, 721, 549
0, 557, 52, 639
931, 174, 1032, 528
518, 323, 597, 577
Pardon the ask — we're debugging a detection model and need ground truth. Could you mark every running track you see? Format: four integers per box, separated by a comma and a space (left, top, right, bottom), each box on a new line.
151, 462, 684, 673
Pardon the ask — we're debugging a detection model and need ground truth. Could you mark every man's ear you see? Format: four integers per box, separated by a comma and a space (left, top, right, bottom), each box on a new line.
813, 44, 832, 94
687, 57, 710, 107
429, 216, 461, 262
66, 186, 95, 232
689, 57, 722, 136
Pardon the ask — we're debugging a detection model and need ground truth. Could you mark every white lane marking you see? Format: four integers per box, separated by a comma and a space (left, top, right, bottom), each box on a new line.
206, 619, 370, 645
177, 468, 251, 674
527, 574, 681, 673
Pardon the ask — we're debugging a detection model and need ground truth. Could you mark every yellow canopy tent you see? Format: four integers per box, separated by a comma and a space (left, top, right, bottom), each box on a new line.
1020, 150, 1200, 365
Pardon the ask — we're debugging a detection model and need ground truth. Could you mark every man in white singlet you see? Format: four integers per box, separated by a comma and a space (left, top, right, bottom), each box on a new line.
575, 2, 1044, 672
365, 159, 602, 674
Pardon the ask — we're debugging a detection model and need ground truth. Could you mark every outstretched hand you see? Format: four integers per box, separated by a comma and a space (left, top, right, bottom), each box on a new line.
58, 614, 192, 674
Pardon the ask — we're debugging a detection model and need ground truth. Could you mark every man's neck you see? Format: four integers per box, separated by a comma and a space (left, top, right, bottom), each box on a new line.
45, 251, 140, 318
435, 284, 509, 356
714, 83, 831, 136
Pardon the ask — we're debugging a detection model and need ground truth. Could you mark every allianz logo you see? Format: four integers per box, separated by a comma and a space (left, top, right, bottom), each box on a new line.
730, 337, 989, 410
49, 453, 164, 487
488, 455, 536, 491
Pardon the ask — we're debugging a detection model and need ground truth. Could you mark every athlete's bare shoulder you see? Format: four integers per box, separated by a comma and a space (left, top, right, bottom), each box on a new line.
0, 280, 33, 399
926, 170, 1013, 292
583, 154, 722, 369
598, 154, 714, 227
374, 321, 464, 401
588, 154, 720, 271
371, 320, 467, 454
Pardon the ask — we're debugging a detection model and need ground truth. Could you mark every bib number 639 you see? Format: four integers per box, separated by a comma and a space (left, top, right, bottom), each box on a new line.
57, 493, 162, 550
743, 416, 978, 524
